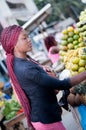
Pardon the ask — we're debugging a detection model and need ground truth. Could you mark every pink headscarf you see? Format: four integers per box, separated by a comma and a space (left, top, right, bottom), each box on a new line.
0, 25, 35, 130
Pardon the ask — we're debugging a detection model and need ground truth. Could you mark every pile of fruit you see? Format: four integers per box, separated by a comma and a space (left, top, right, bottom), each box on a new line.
77, 9, 86, 43
59, 19, 86, 73
67, 80, 86, 106
64, 47, 86, 76
2, 99, 23, 120
59, 26, 85, 61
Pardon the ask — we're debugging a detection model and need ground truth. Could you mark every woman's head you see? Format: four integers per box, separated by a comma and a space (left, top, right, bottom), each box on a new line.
14, 29, 32, 54
0, 25, 22, 55
44, 35, 57, 51
0, 25, 32, 56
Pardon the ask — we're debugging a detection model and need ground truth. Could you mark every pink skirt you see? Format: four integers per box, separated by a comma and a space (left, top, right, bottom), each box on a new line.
31, 121, 66, 130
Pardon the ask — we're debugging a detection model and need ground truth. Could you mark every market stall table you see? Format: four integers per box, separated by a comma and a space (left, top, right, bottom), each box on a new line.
3, 112, 26, 130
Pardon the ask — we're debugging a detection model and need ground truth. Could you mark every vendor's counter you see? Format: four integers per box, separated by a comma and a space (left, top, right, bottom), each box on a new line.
3, 112, 26, 130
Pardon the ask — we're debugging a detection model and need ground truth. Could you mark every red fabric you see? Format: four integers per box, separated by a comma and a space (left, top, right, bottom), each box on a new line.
0, 25, 35, 130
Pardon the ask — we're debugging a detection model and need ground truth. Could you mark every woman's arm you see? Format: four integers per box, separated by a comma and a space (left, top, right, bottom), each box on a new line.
70, 71, 86, 86
25, 63, 86, 90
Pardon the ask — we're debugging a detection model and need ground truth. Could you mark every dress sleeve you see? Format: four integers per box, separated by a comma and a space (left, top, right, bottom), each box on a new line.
25, 62, 71, 90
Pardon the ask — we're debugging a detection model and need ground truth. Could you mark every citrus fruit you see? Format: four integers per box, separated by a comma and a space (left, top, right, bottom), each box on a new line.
72, 57, 79, 64
68, 43, 74, 49
68, 37, 73, 43
72, 64, 78, 71
78, 67, 85, 73
61, 40, 68, 46
79, 59, 86, 67
67, 26, 74, 32
73, 34, 79, 40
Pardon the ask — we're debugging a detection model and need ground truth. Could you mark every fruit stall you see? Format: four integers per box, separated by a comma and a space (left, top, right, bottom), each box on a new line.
58, 9, 86, 130
0, 89, 27, 130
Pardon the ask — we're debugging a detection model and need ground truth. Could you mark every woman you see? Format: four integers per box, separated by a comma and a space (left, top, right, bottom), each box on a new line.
0, 25, 86, 130
44, 35, 59, 64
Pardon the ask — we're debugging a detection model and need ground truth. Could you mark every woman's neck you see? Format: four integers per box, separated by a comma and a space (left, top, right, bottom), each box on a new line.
14, 52, 27, 59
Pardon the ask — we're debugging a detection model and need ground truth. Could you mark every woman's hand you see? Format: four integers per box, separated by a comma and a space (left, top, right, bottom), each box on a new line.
43, 66, 56, 77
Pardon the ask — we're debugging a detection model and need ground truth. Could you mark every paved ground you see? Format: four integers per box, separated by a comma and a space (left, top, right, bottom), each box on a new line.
62, 110, 79, 130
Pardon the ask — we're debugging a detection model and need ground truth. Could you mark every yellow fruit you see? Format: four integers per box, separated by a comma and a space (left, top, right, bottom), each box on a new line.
78, 42, 85, 47
61, 40, 68, 46
68, 32, 74, 37
79, 59, 86, 67
74, 45, 79, 49
78, 67, 85, 73
71, 71, 79, 76
72, 64, 78, 71
74, 29, 79, 34
67, 26, 74, 32
59, 45, 68, 51
80, 55, 86, 60
0, 101, 4, 107
72, 57, 79, 64
73, 40, 78, 45
59, 50, 66, 56
62, 29, 68, 34
78, 37, 83, 42
68, 43, 74, 49
62, 35, 68, 40
82, 25, 86, 31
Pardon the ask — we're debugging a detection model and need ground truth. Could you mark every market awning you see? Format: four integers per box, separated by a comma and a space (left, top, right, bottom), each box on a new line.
22, 3, 52, 33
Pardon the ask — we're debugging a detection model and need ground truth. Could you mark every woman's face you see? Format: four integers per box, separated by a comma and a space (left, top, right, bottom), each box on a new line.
15, 30, 32, 53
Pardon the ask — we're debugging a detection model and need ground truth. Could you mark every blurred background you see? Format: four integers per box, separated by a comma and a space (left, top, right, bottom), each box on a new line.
0, 1, 86, 130
0, 0, 86, 95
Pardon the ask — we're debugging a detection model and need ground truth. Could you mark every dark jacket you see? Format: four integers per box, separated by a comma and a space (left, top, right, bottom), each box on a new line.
13, 57, 71, 124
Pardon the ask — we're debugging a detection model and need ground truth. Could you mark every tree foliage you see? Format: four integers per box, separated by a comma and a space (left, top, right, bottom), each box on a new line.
34, 0, 86, 24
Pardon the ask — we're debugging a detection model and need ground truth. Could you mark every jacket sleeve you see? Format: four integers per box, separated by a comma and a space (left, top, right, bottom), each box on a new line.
25, 63, 71, 90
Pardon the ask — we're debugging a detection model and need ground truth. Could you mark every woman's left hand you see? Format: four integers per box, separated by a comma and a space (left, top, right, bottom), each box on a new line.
43, 66, 56, 77
47, 71, 56, 77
